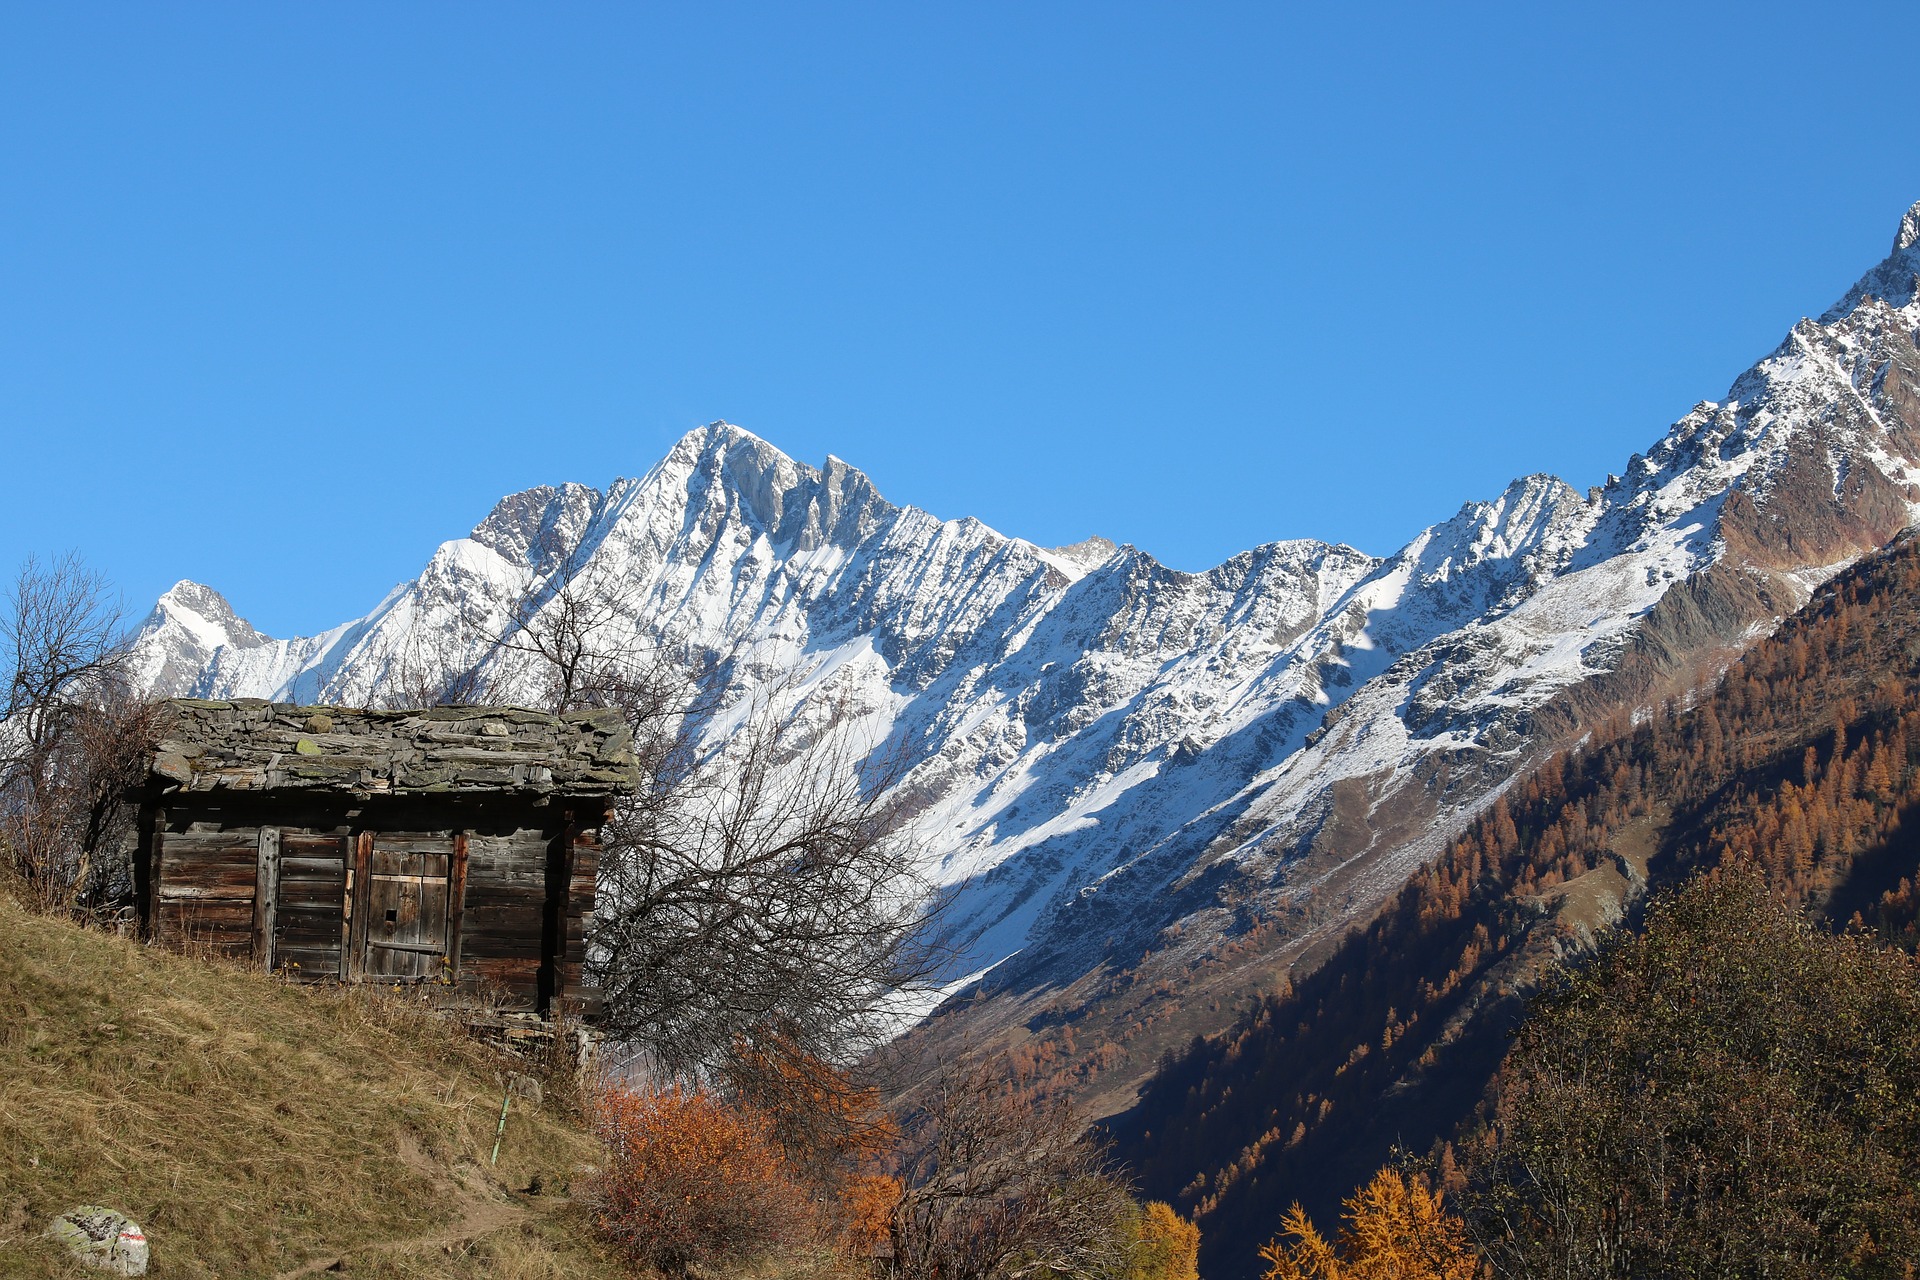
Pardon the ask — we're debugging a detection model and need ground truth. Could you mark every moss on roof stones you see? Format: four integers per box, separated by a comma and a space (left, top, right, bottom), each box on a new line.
149, 699, 640, 799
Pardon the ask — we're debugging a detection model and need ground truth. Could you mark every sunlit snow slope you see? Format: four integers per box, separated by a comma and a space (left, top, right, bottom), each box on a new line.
134, 202, 1920, 1107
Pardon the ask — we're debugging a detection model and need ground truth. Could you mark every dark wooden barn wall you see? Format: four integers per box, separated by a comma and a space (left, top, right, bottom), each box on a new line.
152, 824, 257, 957
461, 828, 555, 1008
145, 802, 597, 1015
278, 829, 349, 978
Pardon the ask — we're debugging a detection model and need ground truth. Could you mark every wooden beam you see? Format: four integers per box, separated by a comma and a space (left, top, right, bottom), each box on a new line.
550, 815, 579, 1017
149, 813, 171, 946
337, 832, 353, 979
347, 830, 373, 981
253, 826, 280, 971
448, 830, 470, 990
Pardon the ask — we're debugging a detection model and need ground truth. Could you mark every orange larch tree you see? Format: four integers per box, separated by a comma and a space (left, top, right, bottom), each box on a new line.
1260, 1168, 1477, 1280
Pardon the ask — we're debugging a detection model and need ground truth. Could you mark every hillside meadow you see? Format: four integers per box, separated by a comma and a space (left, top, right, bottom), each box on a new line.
0, 889, 634, 1278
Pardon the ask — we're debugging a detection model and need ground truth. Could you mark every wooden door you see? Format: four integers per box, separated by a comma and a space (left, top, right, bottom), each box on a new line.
358, 834, 453, 981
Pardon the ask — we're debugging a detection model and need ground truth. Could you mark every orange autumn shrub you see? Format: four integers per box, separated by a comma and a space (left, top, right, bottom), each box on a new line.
590, 1083, 811, 1272
728, 1031, 901, 1181
838, 1172, 905, 1258
726, 1032, 908, 1257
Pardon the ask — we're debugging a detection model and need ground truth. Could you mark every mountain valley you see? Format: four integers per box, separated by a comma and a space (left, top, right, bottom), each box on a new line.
131, 200, 1920, 1128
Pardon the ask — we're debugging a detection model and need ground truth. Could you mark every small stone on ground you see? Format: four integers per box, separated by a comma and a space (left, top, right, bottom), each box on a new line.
45, 1206, 149, 1276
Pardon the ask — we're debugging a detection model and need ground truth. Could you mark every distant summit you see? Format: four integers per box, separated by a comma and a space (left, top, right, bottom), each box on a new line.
1824, 197, 1920, 320
1895, 198, 1920, 253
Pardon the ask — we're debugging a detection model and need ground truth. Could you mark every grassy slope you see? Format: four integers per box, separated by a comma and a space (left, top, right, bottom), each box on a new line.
0, 891, 631, 1278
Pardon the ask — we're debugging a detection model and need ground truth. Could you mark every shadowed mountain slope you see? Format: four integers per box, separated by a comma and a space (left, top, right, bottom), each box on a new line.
1111, 528, 1920, 1280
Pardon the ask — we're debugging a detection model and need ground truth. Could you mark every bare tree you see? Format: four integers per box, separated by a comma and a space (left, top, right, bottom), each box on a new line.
890, 1059, 1137, 1280
592, 688, 940, 1101
491, 544, 656, 715
0, 554, 157, 912
417, 536, 945, 1131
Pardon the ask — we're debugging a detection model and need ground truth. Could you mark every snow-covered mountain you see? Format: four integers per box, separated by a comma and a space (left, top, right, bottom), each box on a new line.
133, 201, 1920, 1109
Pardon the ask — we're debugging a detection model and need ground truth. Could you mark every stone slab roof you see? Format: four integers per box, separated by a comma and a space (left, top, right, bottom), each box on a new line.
150, 699, 639, 800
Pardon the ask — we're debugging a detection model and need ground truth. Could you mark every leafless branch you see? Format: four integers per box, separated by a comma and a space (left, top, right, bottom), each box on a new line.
434, 536, 948, 1130
0, 554, 156, 912
890, 1059, 1136, 1280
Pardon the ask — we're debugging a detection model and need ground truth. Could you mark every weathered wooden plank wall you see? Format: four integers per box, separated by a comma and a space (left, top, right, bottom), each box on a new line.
459, 827, 552, 1008
274, 829, 349, 978
153, 823, 257, 956
144, 800, 599, 1017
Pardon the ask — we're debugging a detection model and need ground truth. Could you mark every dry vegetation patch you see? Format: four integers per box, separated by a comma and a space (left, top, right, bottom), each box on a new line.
0, 892, 621, 1278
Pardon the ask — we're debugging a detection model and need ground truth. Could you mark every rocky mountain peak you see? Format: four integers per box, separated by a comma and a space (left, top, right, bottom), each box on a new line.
1046, 535, 1120, 577
1822, 199, 1920, 322
1896, 199, 1920, 254
668, 420, 826, 537
150, 580, 268, 648
470, 482, 603, 570
128, 580, 281, 699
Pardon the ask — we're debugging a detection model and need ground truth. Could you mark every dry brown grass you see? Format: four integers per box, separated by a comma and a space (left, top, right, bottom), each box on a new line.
0, 890, 630, 1278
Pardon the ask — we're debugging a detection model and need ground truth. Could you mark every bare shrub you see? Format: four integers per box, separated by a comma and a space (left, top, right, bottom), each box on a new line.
890, 1060, 1137, 1280
372, 593, 501, 710
0, 553, 156, 912
592, 689, 938, 1102
385, 534, 944, 1127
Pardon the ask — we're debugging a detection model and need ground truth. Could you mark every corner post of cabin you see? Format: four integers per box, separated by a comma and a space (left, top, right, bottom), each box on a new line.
559, 804, 602, 1019
537, 805, 569, 1014
556, 809, 580, 1019
133, 802, 159, 937
336, 829, 353, 979
148, 807, 175, 948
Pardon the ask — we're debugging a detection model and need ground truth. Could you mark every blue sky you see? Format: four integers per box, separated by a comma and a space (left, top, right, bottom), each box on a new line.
2, 3, 1917, 637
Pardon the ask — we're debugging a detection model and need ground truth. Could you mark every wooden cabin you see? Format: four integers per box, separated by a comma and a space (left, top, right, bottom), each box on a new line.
133, 698, 638, 1018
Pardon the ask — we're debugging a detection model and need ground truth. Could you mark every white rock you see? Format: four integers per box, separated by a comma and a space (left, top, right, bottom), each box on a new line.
45, 1206, 149, 1276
